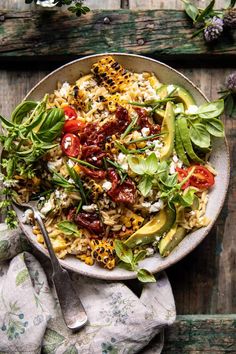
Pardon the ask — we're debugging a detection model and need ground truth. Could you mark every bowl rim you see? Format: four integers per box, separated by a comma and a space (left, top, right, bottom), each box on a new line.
20, 53, 230, 280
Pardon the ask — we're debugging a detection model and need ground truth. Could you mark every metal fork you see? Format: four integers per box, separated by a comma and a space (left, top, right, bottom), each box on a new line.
13, 199, 88, 331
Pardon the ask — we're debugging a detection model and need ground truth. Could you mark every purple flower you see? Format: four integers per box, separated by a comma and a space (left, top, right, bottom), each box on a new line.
224, 9, 236, 29
204, 17, 224, 42
225, 72, 236, 94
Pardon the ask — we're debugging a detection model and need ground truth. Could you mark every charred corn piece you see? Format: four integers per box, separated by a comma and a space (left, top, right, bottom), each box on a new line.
71, 85, 90, 112
105, 94, 128, 112
91, 56, 131, 93
90, 239, 116, 270
120, 209, 144, 232
83, 177, 103, 201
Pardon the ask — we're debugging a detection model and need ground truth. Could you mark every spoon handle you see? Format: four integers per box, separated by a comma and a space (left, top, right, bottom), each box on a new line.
34, 211, 88, 330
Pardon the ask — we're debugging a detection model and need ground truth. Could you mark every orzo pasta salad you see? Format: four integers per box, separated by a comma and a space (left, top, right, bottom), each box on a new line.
0, 56, 225, 275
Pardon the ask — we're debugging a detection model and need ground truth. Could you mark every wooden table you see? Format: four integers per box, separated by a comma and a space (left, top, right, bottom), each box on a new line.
1, 1, 236, 352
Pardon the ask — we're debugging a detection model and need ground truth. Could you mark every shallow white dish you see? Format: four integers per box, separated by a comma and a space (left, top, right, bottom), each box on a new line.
15, 53, 230, 280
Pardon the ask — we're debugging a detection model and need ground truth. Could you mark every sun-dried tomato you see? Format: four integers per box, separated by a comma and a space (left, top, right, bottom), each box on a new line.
81, 145, 107, 167
67, 207, 76, 221
80, 165, 107, 180
101, 106, 130, 137
75, 212, 104, 234
134, 107, 160, 134
107, 169, 136, 204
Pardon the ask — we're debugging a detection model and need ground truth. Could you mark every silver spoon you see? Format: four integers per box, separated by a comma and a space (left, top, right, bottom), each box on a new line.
13, 199, 88, 331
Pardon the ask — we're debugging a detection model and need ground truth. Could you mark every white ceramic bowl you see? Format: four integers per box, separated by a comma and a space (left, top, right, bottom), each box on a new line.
15, 53, 230, 280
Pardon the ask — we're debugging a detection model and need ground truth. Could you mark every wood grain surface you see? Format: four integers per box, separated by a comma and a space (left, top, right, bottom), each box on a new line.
0, 9, 235, 61
0, 0, 235, 321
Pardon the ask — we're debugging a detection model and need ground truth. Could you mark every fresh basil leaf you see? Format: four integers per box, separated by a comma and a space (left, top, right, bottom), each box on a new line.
197, 100, 224, 119
118, 262, 133, 271
39, 108, 65, 131
11, 101, 38, 124
137, 268, 156, 283
114, 240, 133, 264
184, 2, 199, 21
133, 250, 147, 265
127, 155, 146, 175
138, 175, 153, 197
145, 152, 158, 175
189, 123, 211, 148
160, 173, 178, 188
57, 221, 81, 237
205, 118, 224, 137
173, 188, 196, 207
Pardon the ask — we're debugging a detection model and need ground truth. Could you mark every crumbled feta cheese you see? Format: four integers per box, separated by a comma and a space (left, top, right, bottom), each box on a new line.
117, 153, 128, 171
22, 209, 33, 224
132, 131, 142, 140
67, 159, 75, 168
82, 204, 98, 213
167, 84, 175, 94
153, 140, 163, 150
172, 155, 178, 163
176, 160, 183, 168
59, 82, 70, 97
68, 178, 74, 184
141, 202, 152, 208
185, 105, 198, 115
3, 180, 18, 188
146, 247, 154, 256
149, 200, 164, 213
47, 158, 63, 170
169, 161, 176, 174
55, 190, 60, 198
40, 200, 53, 215
64, 136, 72, 149
122, 225, 126, 232
155, 236, 161, 242
141, 127, 150, 137
92, 156, 97, 161
39, 196, 45, 201
175, 107, 182, 114
102, 181, 112, 191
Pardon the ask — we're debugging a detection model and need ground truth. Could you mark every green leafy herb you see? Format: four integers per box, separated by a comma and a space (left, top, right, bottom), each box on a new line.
189, 123, 211, 148
114, 240, 155, 283
57, 221, 81, 237
25, 0, 90, 17
182, 0, 199, 21
115, 141, 154, 155
66, 164, 87, 204
121, 116, 139, 139
106, 158, 127, 183
128, 132, 165, 144
197, 100, 224, 119
70, 157, 99, 169
138, 176, 153, 197
205, 118, 224, 137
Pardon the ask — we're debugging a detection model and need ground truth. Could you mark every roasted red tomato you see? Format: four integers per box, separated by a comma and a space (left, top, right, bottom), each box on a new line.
80, 166, 107, 180
63, 119, 85, 134
176, 167, 190, 190
108, 169, 136, 204
189, 165, 215, 190
75, 212, 103, 234
63, 106, 77, 120
61, 133, 80, 157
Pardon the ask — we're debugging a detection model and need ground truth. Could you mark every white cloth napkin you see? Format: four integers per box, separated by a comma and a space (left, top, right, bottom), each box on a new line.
0, 224, 176, 354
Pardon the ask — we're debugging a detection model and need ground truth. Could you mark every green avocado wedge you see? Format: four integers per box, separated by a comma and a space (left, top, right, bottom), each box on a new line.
156, 84, 196, 109
177, 117, 204, 163
158, 225, 186, 257
160, 102, 175, 161
125, 205, 176, 248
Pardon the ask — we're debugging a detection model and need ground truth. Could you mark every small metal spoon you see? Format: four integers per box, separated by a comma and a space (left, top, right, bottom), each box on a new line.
13, 199, 88, 331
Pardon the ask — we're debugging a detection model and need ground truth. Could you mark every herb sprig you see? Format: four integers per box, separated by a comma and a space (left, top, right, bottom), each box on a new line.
25, 0, 90, 17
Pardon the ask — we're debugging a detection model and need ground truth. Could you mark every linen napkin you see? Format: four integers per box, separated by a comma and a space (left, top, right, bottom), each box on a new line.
0, 224, 176, 354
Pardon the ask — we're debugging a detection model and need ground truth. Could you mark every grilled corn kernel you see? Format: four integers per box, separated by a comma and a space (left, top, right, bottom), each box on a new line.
91, 56, 131, 94
136, 141, 146, 148
90, 239, 116, 270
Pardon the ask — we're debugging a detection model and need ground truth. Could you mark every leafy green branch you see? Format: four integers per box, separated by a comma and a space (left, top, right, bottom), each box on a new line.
114, 240, 156, 283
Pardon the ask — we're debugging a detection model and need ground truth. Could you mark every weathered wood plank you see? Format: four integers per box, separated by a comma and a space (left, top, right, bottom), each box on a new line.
163, 315, 236, 353
130, 0, 227, 9
0, 9, 235, 61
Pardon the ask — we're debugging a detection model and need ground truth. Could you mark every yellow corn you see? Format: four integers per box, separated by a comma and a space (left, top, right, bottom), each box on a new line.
90, 239, 116, 270
91, 56, 131, 93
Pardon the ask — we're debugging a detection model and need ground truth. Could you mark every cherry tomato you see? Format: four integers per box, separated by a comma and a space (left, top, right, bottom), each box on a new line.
63, 106, 77, 120
61, 133, 80, 157
176, 167, 190, 190
63, 119, 85, 134
189, 165, 215, 190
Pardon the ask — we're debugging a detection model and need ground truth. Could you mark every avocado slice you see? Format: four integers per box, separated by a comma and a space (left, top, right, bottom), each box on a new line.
177, 117, 204, 164
158, 226, 186, 257
156, 84, 196, 110
125, 205, 176, 248
160, 102, 175, 161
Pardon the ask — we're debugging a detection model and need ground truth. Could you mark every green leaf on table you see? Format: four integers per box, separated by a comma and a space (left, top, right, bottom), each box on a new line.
114, 240, 133, 264
137, 268, 156, 283
205, 118, 224, 137
138, 175, 153, 197
189, 123, 211, 148
197, 100, 224, 119
57, 221, 81, 237
184, 1, 199, 21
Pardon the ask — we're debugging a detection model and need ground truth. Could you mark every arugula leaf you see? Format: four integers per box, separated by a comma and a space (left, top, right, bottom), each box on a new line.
197, 100, 224, 119
57, 221, 81, 237
189, 123, 211, 148
137, 269, 156, 283
114, 240, 133, 264
138, 175, 153, 197
205, 118, 225, 137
